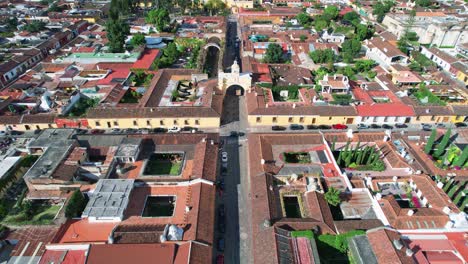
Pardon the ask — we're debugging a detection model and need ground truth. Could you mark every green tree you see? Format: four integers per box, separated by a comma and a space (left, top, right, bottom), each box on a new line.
296, 12, 312, 26
204, 0, 226, 16
323, 5, 339, 20
300, 35, 308, 42
309, 49, 335, 64
355, 60, 376, 72
314, 17, 329, 32
106, 0, 130, 53
356, 24, 374, 41
48, 3, 64, 12
106, 18, 129, 53
325, 187, 341, 206
176, 0, 191, 13
454, 147, 468, 167
65, 190, 88, 218
397, 11, 416, 54
434, 127, 452, 158
5, 17, 18, 31
131, 33, 146, 47
24, 20, 47, 33
416, 0, 431, 7
341, 38, 361, 62
22, 201, 34, 218
372, 1, 394, 23
264, 43, 284, 63
343, 11, 360, 25
424, 129, 437, 154
146, 9, 170, 32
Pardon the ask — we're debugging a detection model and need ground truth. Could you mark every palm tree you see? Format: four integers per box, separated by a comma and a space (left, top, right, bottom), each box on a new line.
325, 187, 341, 207
205, 0, 225, 16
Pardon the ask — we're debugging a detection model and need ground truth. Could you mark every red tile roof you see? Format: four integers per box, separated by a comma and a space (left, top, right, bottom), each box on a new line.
53, 219, 117, 244
95, 63, 132, 85
132, 49, 160, 70
367, 228, 414, 264
86, 244, 179, 264
39, 250, 87, 264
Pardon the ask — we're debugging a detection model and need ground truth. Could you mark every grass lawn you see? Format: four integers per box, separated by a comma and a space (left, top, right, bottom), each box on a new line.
315, 230, 366, 264
143, 153, 183, 176
2, 203, 60, 225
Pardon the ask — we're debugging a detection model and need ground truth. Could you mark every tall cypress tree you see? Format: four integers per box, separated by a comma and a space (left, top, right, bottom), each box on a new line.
434, 127, 451, 158
424, 129, 437, 154
455, 146, 468, 167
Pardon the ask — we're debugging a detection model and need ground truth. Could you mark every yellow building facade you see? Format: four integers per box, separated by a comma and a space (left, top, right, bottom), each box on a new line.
247, 115, 356, 126
86, 117, 220, 129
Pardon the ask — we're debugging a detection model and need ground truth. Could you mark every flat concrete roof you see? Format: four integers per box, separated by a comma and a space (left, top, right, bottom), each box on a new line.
28, 129, 75, 148
0, 156, 21, 179
82, 179, 135, 220
24, 145, 74, 180
115, 138, 142, 158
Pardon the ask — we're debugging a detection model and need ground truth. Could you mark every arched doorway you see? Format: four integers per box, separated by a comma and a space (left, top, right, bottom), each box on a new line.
226, 85, 245, 96
202, 44, 221, 78
221, 85, 245, 125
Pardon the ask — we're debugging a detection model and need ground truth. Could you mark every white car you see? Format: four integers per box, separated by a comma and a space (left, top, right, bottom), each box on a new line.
0, 130, 6, 136
221, 152, 228, 163
357, 124, 368, 129
168, 127, 181, 133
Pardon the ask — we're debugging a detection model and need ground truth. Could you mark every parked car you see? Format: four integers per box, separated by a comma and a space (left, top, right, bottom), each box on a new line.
218, 217, 225, 233
318, 125, 331, 130
382, 124, 393, 130
0, 131, 6, 136
332, 124, 348, 130
217, 238, 225, 251
272, 126, 287, 131
455, 122, 467, 128
182, 127, 198, 133
422, 124, 432, 131
395, 123, 408, 128
153, 128, 168, 133
75, 129, 87, 135
216, 254, 224, 264
289, 124, 304, 130
91, 129, 104, 134
140, 128, 150, 134
436, 123, 446, 128
307, 125, 318, 130
126, 128, 137, 134
168, 126, 181, 133
218, 204, 225, 219
370, 124, 381, 129
221, 152, 228, 163
111, 128, 121, 134
357, 124, 368, 129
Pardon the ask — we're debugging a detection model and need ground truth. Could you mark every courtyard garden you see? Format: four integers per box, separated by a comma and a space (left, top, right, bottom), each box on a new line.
282, 152, 311, 164
435, 176, 467, 211
143, 153, 184, 176
315, 230, 366, 263
171, 80, 198, 103
128, 70, 154, 87
332, 141, 385, 171
424, 128, 467, 170
142, 196, 176, 217
259, 83, 307, 102
67, 97, 100, 117
120, 88, 143, 104
413, 84, 446, 106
